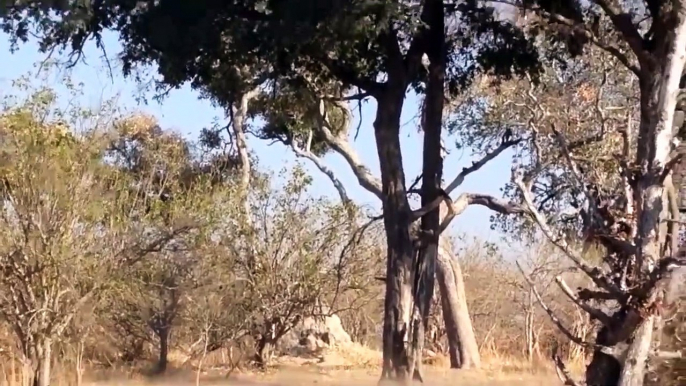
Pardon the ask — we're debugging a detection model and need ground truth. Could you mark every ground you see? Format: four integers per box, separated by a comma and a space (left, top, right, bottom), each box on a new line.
84, 369, 558, 386
82, 365, 560, 386
74, 342, 564, 386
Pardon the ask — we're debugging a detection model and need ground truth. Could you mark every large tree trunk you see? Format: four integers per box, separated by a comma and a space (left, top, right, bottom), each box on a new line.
377, 82, 417, 382
435, 241, 481, 369
585, 7, 686, 385
408, 240, 436, 382
408, 0, 445, 380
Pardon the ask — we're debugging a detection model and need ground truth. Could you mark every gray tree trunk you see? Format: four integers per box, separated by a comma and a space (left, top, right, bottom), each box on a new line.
32, 339, 52, 386
618, 316, 656, 386
378, 101, 416, 381
435, 238, 481, 369
585, 6, 686, 385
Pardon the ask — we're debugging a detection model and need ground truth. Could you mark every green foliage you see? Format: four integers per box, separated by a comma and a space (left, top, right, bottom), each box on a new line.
3, 0, 541, 103
0, 86, 127, 349
448, 39, 635, 242
249, 82, 349, 156
0, 71, 247, 370
0, 1, 548, 165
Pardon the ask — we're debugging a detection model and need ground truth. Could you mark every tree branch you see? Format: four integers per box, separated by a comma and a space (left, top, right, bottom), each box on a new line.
319, 56, 384, 96
410, 189, 528, 234
516, 261, 597, 349
591, 0, 650, 68
444, 138, 521, 195
290, 140, 351, 204
314, 98, 384, 200
540, 11, 641, 75
513, 170, 626, 298
555, 275, 613, 326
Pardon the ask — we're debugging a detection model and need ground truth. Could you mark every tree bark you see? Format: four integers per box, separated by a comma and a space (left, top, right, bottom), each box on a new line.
232, 88, 259, 270
618, 316, 655, 386
32, 339, 52, 386
408, 0, 444, 380
435, 240, 481, 369
156, 328, 170, 374
377, 84, 416, 382
585, 6, 686, 385
254, 336, 274, 368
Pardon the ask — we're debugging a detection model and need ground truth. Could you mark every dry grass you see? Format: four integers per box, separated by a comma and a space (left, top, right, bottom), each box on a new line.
75, 366, 560, 386
0, 344, 577, 386
0, 356, 566, 386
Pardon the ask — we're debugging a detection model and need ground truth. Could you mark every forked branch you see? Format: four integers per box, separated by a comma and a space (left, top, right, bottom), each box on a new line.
444, 137, 522, 195
555, 275, 612, 326
434, 193, 529, 232
513, 171, 625, 298
409, 135, 524, 225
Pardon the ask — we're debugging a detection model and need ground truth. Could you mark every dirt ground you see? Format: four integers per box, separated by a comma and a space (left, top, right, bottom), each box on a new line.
83, 366, 560, 386
78, 344, 564, 386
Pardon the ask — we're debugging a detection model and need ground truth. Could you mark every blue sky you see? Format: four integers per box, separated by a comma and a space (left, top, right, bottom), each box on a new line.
0, 31, 513, 240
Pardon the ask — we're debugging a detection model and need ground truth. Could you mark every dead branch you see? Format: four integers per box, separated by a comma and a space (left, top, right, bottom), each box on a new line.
653, 350, 682, 359
516, 261, 597, 349
555, 275, 612, 326
513, 171, 625, 298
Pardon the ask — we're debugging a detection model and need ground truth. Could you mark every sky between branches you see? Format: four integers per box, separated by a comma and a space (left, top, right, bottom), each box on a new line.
0, 30, 515, 242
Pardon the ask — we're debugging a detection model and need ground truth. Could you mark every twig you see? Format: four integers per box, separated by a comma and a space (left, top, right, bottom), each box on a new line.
513, 171, 625, 298
516, 261, 596, 349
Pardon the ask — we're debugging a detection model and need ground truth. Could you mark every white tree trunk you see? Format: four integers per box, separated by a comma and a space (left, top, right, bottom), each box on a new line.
617, 6, 686, 386
618, 316, 655, 386
232, 89, 259, 224
435, 238, 481, 369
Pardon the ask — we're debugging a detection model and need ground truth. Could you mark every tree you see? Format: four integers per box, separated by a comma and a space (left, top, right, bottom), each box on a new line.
0, 82, 191, 386
452, 2, 686, 383
102, 119, 233, 374
0, 0, 543, 380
